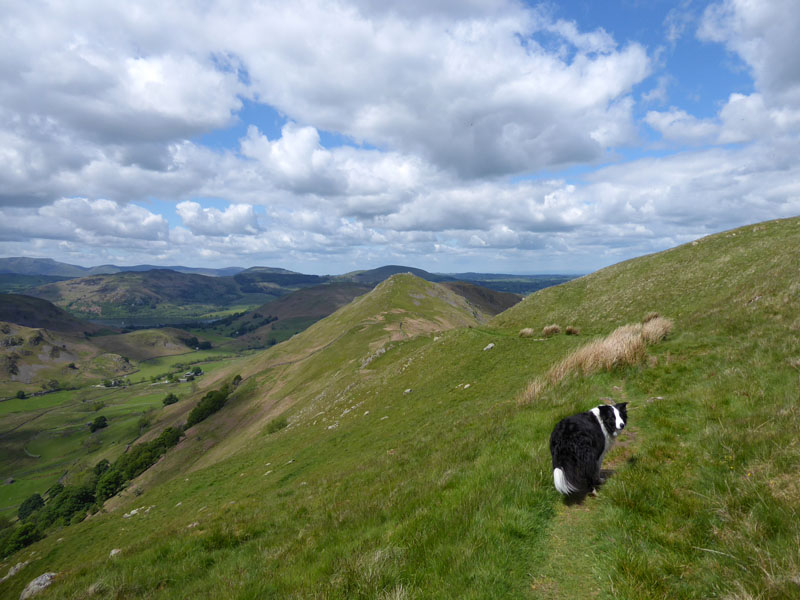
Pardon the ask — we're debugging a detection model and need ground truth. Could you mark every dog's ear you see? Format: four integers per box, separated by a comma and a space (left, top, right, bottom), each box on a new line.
616, 402, 628, 409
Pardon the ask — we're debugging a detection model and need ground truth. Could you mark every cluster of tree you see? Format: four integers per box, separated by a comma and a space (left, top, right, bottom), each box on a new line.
162, 392, 179, 406
179, 336, 212, 350
185, 386, 230, 428
88, 415, 108, 432
95, 427, 183, 501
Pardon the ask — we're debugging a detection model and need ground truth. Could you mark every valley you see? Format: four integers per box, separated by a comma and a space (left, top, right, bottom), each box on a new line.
0, 218, 798, 599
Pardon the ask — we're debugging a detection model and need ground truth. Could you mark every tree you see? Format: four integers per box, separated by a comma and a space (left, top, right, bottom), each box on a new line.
46, 482, 64, 499
185, 388, 229, 428
2, 522, 42, 557
89, 415, 108, 433
96, 469, 125, 502
15, 390, 26, 399
17, 493, 44, 521
93, 459, 111, 478
163, 393, 179, 406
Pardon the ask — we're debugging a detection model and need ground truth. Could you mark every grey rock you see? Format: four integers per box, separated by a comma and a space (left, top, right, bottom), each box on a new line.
19, 572, 58, 599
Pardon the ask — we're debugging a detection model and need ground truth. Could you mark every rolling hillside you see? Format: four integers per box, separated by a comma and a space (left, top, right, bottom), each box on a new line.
0, 294, 105, 335
217, 280, 518, 349
1, 217, 799, 599
30, 270, 267, 322
90, 328, 201, 362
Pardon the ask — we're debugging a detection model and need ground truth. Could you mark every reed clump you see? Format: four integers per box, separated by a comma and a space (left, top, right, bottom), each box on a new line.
518, 316, 673, 405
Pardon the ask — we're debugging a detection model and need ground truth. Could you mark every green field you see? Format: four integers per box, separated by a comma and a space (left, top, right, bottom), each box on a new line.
1, 218, 799, 599
0, 343, 254, 520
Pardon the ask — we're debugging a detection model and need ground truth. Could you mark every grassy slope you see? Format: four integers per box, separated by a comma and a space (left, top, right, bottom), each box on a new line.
1, 218, 799, 599
0, 348, 250, 520
91, 328, 199, 362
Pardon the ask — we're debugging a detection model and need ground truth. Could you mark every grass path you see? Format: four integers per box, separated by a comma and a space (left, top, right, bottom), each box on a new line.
530, 427, 638, 599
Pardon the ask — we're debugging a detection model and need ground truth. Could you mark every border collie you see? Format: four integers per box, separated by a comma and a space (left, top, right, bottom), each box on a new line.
550, 403, 628, 496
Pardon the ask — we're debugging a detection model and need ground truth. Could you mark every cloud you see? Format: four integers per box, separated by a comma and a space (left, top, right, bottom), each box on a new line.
644, 108, 720, 143
0, 198, 168, 244
664, 0, 697, 45
641, 75, 672, 105
0, 0, 654, 212
0, 0, 797, 275
699, 0, 800, 105
176, 201, 260, 236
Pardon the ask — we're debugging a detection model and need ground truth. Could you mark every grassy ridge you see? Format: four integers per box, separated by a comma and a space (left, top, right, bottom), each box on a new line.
1, 218, 798, 598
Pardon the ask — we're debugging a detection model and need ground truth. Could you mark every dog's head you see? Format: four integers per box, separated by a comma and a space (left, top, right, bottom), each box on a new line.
598, 402, 628, 436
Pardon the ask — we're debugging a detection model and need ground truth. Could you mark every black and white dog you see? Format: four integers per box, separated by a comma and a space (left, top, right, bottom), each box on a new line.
550, 403, 628, 496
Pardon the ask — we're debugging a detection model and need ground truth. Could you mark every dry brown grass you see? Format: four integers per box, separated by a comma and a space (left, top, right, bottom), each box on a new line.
642, 316, 673, 343
542, 324, 561, 337
519, 327, 535, 338
642, 311, 660, 323
565, 326, 580, 335
518, 317, 673, 405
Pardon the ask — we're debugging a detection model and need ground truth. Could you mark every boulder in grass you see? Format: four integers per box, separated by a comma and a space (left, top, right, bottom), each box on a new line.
19, 572, 58, 599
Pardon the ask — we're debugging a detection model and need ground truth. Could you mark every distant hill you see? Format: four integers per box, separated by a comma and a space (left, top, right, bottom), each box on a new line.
0, 294, 104, 334
217, 279, 519, 348
233, 268, 327, 294
29, 270, 262, 321
440, 281, 521, 315
214, 282, 373, 347
87, 264, 245, 277
448, 273, 578, 295
0, 273, 72, 295
0, 257, 88, 278
0, 257, 244, 278
91, 327, 202, 361
335, 265, 454, 285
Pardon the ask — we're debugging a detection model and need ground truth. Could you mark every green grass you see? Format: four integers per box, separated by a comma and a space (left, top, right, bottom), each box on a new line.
0, 384, 183, 518
131, 349, 248, 382
1, 218, 799, 599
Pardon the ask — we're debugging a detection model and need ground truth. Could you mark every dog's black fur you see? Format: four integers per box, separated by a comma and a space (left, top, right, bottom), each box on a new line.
550, 403, 628, 495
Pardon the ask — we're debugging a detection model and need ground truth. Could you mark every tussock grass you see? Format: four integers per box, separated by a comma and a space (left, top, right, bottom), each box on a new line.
542, 324, 561, 337
564, 325, 580, 335
519, 317, 673, 405
641, 315, 673, 344
518, 328, 535, 338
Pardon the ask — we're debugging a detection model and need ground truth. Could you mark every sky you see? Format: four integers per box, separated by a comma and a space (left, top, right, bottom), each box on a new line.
1, 0, 798, 275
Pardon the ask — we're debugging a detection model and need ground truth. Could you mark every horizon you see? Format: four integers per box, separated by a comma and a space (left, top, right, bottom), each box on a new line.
0, 255, 585, 278
1, 1, 798, 273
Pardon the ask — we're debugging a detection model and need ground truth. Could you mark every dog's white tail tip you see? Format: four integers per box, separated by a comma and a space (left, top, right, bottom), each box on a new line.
553, 467, 578, 495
